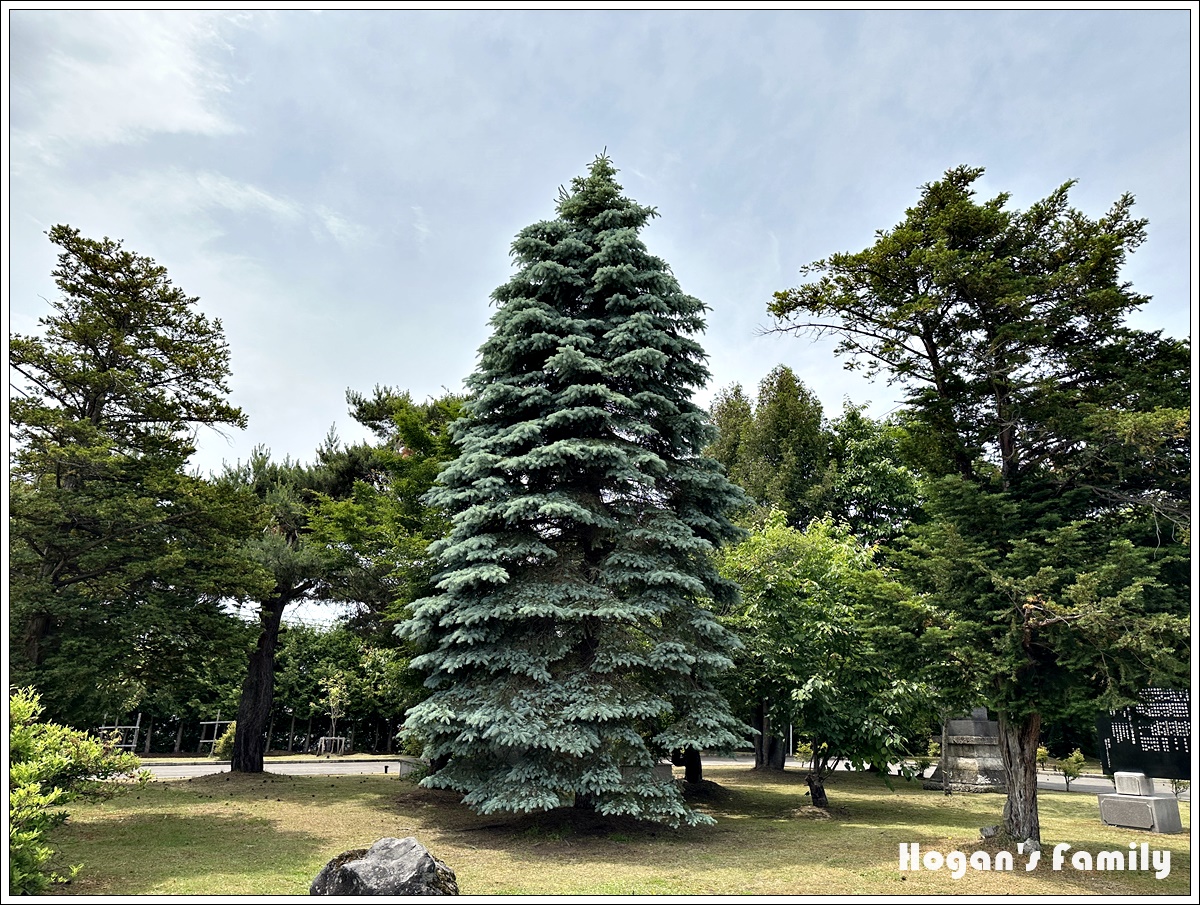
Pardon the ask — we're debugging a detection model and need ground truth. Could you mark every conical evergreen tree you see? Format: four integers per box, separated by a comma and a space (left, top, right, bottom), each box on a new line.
400, 156, 747, 826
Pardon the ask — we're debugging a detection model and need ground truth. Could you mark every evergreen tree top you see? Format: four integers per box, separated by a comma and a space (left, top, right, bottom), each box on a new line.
553, 154, 657, 231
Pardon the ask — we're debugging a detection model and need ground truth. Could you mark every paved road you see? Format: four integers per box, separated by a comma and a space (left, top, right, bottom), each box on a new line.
141, 757, 1187, 800
145, 758, 423, 780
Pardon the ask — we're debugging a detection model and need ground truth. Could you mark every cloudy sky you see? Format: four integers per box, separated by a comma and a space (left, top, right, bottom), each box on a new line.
7, 8, 1195, 478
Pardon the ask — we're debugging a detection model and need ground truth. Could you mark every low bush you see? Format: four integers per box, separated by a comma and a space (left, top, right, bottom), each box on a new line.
8, 687, 147, 895
211, 722, 237, 761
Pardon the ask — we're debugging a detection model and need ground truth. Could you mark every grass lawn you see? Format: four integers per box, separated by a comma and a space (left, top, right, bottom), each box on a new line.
47, 766, 1190, 896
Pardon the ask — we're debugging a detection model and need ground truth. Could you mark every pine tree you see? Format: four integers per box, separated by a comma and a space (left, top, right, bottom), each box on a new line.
400, 156, 747, 826
9, 225, 265, 726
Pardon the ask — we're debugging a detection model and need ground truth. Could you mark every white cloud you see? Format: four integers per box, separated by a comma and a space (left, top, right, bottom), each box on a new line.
10, 11, 240, 162
315, 206, 369, 247
107, 168, 304, 225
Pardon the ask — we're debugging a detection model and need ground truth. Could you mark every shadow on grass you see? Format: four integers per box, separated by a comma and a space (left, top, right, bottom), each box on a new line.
394, 768, 1188, 894
410, 768, 975, 856
52, 768, 1188, 895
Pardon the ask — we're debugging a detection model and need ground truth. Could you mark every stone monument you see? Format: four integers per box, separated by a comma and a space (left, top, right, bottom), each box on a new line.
1097, 771, 1183, 834
925, 707, 1006, 793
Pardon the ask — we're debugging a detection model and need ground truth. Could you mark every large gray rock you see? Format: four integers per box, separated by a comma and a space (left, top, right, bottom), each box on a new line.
310, 837, 459, 895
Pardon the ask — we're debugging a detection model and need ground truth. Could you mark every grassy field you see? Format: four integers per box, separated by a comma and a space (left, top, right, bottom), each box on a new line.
47, 766, 1190, 896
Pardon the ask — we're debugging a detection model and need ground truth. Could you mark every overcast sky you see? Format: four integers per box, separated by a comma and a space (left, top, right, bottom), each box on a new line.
6, 8, 1195, 479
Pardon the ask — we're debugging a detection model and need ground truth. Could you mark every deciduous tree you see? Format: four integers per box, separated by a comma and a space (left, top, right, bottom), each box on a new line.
715, 512, 946, 801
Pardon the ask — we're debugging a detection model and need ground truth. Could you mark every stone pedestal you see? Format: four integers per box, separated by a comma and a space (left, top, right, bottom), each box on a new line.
925, 708, 1006, 793
1097, 771, 1182, 834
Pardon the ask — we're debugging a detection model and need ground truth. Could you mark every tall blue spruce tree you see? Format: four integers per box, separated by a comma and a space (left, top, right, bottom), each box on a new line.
399, 156, 747, 826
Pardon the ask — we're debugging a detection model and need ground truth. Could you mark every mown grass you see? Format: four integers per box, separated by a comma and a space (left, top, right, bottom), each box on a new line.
47, 766, 1190, 896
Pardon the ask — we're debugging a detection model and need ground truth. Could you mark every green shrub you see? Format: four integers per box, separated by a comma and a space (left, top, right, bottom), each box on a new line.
1036, 745, 1050, 770
1055, 748, 1086, 790
211, 721, 237, 760
794, 741, 814, 765
8, 687, 147, 895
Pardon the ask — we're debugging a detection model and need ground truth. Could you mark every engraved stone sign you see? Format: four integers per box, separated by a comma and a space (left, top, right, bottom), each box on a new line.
1097, 788, 1183, 834
1098, 796, 1155, 829
1096, 688, 1189, 780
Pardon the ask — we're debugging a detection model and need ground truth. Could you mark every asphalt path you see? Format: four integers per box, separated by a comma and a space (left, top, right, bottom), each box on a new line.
144, 758, 422, 780
141, 757, 1187, 799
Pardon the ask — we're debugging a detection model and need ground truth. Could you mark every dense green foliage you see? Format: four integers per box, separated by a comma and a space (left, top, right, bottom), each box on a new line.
271, 622, 427, 753
400, 156, 748, 826
716, 512, 947, 788
8, 226, 265, 727
222, 389, 463, 771
707, 366, 826, 526
211, 721, 238, 761
308, 388, 467, 632
8, 687, 147, 894
769, 165, 1190, 840
708, 367, 920, 541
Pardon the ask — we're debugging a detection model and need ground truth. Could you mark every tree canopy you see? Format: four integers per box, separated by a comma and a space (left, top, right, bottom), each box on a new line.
9, 225, 264, 727
715, 512, 946, 794
769, 165, 1190, 841
707, 367, 921, 541
707, 365, 826, 526
400, 155, 748, 827
223, 388, 465, 772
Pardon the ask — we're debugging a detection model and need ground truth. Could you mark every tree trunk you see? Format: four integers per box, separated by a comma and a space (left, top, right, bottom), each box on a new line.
806, 773, 828, 808
143, 715, 154, 754
998, 711, 1041, 842
304, 714, 313, 753
22, 613, 51, 667
682, 747, 703, 783
288, 713, 296, 752
174, 720, 184, 754
231, 596, 288, 773
753, 700, 787, 770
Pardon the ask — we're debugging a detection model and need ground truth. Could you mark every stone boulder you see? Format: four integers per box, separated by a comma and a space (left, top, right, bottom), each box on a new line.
310, 837, 458, 896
